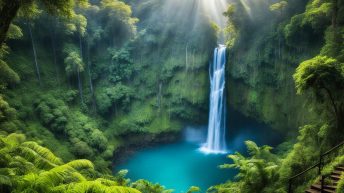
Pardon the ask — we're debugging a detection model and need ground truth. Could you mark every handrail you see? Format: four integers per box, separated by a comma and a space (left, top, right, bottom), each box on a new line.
289, 162, 320, 180
322, 141, 344, 157
288, 140, 344, 193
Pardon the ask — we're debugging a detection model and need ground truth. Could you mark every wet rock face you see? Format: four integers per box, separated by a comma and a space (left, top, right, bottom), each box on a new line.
224, 34, 319, 133
226, 77, 315, 133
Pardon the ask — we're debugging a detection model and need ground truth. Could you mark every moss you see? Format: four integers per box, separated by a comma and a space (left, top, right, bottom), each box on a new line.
146, 111, 181, 134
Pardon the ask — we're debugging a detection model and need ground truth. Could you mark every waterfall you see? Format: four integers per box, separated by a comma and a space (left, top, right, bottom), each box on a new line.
200, 45, 227, 154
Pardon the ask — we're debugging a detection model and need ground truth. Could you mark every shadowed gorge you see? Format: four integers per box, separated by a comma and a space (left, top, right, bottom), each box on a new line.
0, 0, 344, 193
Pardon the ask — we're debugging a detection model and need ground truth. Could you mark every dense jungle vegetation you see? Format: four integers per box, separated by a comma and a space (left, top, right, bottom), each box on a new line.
0, 0, 343, 192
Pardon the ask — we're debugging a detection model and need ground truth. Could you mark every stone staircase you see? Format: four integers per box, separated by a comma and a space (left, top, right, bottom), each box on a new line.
305, 166, 344, 193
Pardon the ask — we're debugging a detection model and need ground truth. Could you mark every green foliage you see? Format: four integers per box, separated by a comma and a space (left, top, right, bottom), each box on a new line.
7, 24, 23, 40
337, 173, 344, 193
34, 95, 68, 133
98, 0, 138, 44
294, 55, 344, 129
66, 111, 108, 154
63, 44, 84, 76
217, 141, 279, 193
223, 4, 239, 48
0, 133, 142, 193
270, 1, 288, 12
0, 96, 21, 133
321, 26, 344, 62
89, 129, 108, 151
108, 47, 135, 83
212, 123, 342, 193
2, 0, 217, 191
96, 83, 134, 114
284, 0, 331, 46
187, 186, 201, 193
131, 179, 172, 193
0, 60, 20, 89
25, 0, 89, 19
63, 90, 78, 103
294, 56, 344, 95
33, 94, 108, 163
64, 13, 87, 36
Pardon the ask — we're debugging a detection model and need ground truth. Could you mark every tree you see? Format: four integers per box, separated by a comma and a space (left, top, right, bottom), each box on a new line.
64, 13, 87, 58
108, 47, 135, 83
0, 24, 21, 89
0, 0, 88, 46
294, 56, 344, 130
223, 4, 238, 48
27, 23, 41, 84
63, 44, 85, 104
99, 0, 138, 46
269, 1, 288, 13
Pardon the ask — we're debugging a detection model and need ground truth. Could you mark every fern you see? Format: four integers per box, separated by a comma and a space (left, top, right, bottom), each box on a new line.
0, 174, 12, 186
19, 145, 59, 169
21, 142, 63, 165
51, 180, 141, 193
63, 159, 93, 170
0, 133, 142, 193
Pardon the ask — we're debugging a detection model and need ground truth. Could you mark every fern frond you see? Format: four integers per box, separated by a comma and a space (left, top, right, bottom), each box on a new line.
64, 159, 94, 170
35, 160, 92, 187
21, 141, 63, 165
9, 155, 36, 174
5, 133, 26, 146
96, 177, 119, 186
51, 180, 141, 193
0, 174, 12, 186
19, 146, 58, 169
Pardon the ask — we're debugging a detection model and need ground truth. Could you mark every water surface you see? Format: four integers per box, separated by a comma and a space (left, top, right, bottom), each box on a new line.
116, 110, 283, 192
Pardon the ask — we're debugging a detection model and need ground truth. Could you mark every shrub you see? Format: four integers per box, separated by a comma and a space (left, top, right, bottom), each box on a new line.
89, 129, 108, 151
71, 138, 94, 158
34, 95, 68, 133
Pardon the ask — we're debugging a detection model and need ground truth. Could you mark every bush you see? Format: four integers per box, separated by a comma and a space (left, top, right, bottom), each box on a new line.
89, 129, 108, 151
34, 95, 68, 133
64, 90, 78, 103
71, 138, 94, 157
95, 84, 134, 115
0, 96, 20, 132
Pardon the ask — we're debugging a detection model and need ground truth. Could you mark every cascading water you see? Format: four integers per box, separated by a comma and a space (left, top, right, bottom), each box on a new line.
200, 45, 227, 154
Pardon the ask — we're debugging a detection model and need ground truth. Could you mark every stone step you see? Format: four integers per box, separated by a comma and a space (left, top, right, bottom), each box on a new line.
330, 175, 341, 181
335, 166, 344, 172
332, 170, 343, 176
306, 188, 336, 193
311, 184, 336, 191
306, 189, 319, 193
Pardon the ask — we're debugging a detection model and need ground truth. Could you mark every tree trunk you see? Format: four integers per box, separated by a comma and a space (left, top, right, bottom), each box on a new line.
185, 43, 188, 72
0, 0, 22, 46
324, 86, 339, 129
332, 0, 338, 28
28, 24, 41, 85
157, 82, 162, 111
86, 39, 96, 112
79, 34, 83, 59
50, 18, 60, 86
77, 69, 84, 104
